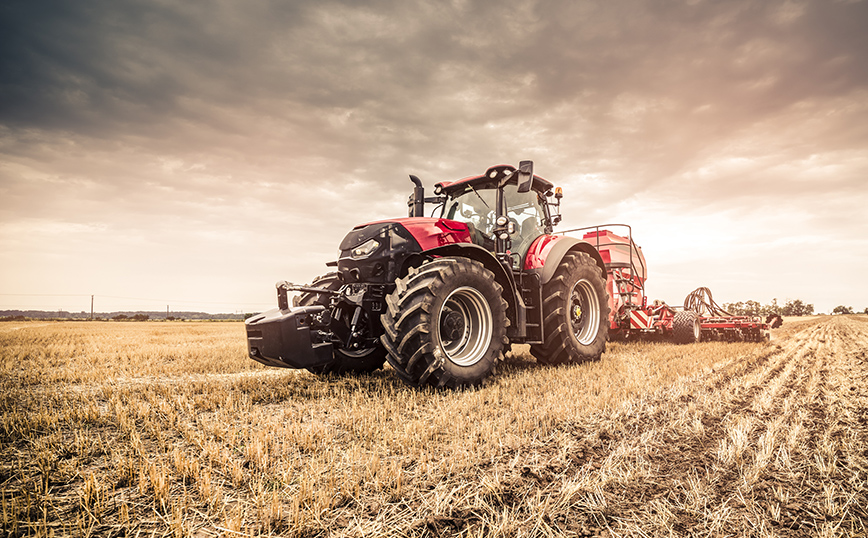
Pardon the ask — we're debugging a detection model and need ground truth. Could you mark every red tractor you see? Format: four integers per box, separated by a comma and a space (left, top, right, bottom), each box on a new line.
245, 161, 770, 389
246, 161, 611, 388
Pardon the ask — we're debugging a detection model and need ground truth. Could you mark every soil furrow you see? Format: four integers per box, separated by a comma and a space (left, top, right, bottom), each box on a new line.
553, 317, 866, 537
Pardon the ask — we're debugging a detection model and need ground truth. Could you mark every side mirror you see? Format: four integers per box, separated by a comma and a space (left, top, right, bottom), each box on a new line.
516, 160, 533, 193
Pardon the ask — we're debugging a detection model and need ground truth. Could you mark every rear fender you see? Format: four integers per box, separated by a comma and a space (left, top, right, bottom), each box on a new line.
525, 235, 607, 284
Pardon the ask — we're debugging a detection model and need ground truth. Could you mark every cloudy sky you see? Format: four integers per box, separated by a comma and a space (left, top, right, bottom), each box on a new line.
1, 0, 866, 315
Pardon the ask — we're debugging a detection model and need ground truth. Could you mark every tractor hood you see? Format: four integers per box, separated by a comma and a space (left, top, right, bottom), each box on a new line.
337, 218, 472, 284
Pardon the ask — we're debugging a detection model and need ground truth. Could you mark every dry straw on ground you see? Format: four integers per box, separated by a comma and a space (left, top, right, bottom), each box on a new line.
1, 316, 866, 537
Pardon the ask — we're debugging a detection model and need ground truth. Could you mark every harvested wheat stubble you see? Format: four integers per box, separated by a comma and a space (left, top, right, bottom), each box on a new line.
1, 316, 866, 537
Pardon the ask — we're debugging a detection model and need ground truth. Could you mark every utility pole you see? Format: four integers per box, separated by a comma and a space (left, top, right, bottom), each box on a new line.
91, 295, 94, 320
167, 305, 169, 320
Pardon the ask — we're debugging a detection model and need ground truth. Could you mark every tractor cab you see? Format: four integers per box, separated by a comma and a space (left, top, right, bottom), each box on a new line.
411, 162, 562, 271
439, 179, 550, 270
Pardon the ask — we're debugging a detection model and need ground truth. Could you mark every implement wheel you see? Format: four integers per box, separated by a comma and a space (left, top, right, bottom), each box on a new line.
380, 258, 507, 388
673, 311, 701, 344
295, 273, 386, 375
531, 252, 609, 365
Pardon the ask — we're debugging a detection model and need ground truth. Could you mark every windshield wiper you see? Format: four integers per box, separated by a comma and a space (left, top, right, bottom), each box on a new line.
468, 185, 491, 210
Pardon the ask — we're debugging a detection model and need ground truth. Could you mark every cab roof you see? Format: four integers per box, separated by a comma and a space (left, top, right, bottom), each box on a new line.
434, 164, 554, 195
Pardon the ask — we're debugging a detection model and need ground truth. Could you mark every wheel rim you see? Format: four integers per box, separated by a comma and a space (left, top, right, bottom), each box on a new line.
438, 286, 493, 367
569, 279, 600, 345
693, 317, 701, 341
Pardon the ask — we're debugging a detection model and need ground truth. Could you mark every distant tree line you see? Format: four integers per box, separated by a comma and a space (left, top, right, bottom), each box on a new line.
112, 314, 150, 321
831, 306, 868, 315
0, 309, 246, 321
721, 300, 868, 317
722, 298, 814, 317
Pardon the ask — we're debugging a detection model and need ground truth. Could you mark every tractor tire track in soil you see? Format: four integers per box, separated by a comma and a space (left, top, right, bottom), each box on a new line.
541, 317, 868, 537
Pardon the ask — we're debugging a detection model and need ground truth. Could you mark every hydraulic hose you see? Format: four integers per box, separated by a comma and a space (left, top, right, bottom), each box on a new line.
683, 287, 732, 317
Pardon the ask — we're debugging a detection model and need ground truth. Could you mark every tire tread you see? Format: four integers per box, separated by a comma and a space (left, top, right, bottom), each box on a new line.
380, 258, 506, 388
531, 252, 609, 365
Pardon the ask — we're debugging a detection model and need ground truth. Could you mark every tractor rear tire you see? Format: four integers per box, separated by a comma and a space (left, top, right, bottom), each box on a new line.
295, 273, 387, 375
673, 311, 701, 344
531, 252, 609, 365
380, 258, 507, 389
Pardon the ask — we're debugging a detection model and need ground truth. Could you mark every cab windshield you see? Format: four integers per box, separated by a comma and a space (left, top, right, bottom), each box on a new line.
442, 184, 547, 261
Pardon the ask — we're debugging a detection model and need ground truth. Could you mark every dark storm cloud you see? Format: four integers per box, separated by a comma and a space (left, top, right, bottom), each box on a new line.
4, 0, 866, 166
2, 0, 866, 195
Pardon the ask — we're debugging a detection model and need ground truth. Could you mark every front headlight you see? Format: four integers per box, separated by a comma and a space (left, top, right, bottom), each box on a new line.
351, 238, 380, 259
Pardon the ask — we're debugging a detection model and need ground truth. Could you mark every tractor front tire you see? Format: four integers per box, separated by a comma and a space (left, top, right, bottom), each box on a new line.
295, 273, 387, 375
673, 311, 701, 344
380, 258, 507, 389
531, 252, 609, 365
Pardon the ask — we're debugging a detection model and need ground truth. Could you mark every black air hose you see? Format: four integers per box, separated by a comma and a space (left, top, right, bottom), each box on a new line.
683, 287, 732, 317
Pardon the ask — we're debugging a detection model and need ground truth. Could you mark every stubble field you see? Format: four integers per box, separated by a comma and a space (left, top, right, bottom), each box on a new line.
1, 315, 867, 537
